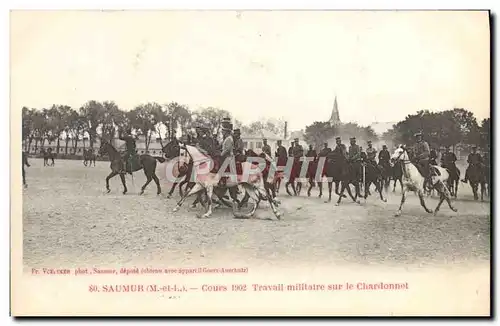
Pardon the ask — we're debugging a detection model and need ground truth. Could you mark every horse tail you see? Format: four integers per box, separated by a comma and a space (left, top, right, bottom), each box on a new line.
154, 156, 166, 163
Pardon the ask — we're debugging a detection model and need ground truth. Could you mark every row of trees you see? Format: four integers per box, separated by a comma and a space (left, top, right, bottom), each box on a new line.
303, 121, 378, 149
22, 101, 287, 154
302, 108, 490, 152
382, 108, 490, 151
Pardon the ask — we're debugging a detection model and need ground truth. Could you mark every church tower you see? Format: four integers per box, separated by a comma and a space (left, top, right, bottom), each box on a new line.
329, 95, 341, 126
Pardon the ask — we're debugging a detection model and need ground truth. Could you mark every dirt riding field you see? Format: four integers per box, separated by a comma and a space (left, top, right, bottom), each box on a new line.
22, 158, 490, 271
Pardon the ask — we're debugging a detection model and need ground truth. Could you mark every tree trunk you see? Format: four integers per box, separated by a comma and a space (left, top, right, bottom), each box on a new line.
65, 137, 70, 154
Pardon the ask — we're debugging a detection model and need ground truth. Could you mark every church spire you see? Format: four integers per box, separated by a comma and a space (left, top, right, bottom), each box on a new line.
329, 95, 341, 126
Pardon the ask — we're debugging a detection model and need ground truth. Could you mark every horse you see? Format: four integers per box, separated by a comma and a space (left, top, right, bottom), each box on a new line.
361, 162, 387, 202
391, 160, 404, 193
98, 140, 165, 195
441, 163, 460, 198
83, 149, 97, 167
41, 148, 55, 167
285, 156, 303, 196
390, 145, 457, 217
465, 163, 486, 201
162, 140, 281, 220
318, 155, 350, 203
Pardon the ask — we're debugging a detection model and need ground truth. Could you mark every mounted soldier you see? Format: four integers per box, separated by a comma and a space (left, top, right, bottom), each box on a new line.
262, 138, 272, 157
292, 138, 304, 158
413, 132, 431, 190
461, 145, 483, 184
196, 125, 215, 156
378, 144, 390, 168
348, 137, 363, 186
440, 145, 459, 184
360, 146, 367, 162
275, 140, 288, 166
429, 147, 438, 165
306, 144, 317, 161
318, 142, 331, 158
218, 122, 234, 186
366, 140, 377, 166
233, 128, 245, 157
118, 127, 138, 174
328, 137, 347, 161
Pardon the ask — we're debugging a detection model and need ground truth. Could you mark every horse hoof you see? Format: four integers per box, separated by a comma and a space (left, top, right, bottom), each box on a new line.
427, 209, 433, 214
139, 190, 144, 195
452, 207, 458, 212
324, 200, 331, 204
157, 192, 161, 196
275, 211, 281, 220
173, 207, 179, 212
394, 211, 401, 217
334, 203, 339, 206
382, 199, 387, 203
356, 200, 361, 205
106, 189, 111, 193
190, 204, 197, 209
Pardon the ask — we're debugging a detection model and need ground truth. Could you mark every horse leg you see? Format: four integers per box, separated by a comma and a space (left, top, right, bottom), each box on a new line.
200, 185, 214, 218
394, 188, 407, 217
392, 179, 396, 192
318, 181, 323, 198
285, 180, 293, 196
347, 182, 360, 204
307, 178, 313, 197
168, 182, 178, 198
375, 179, 386, 202
119, 173, 128, 195
297, 182, 302, 196
325, 181, 333, 203
105, 171, 118, 193
435, 181, 457, 214
335, 182, 347, 206
480, 182, 484, 202
173, 183, 204, 212
152, 173, 161, 195
334, 181, 347, 198
140, 173, 153, 195
398, 178, 404, 194
417, 190, 433, 214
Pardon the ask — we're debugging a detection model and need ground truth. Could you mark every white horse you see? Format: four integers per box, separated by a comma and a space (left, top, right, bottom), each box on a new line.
163, 141, 281, 220
390, 145, 457, 217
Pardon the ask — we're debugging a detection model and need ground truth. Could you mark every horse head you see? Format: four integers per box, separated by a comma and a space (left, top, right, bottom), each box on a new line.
390, 145, 409, 165
162, 139, 181, 160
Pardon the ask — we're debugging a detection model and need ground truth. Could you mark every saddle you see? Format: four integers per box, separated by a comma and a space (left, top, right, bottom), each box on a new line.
122, 153, 140, 173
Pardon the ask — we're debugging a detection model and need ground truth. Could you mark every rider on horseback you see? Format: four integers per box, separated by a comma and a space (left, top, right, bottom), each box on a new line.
413, 132, 431, 190
218, 123, 234, 187
306, 144, 317, 162
329, 137, 347, 160
440, 146, 458, 174
366, 141, 377, 166
119, 128, 137, 174
461, 145, 483, 183
292, 138, 304, 158
348, 137, 362, 182
378, 144, 390, 167
262, 138, 272, 158
275, 140, 288, 166
429, 147, 438, 165
319, 142, 331, 157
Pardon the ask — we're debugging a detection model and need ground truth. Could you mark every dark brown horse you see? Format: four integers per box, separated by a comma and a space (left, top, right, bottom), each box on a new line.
83, 149, 97, 167
41, 148, 55, 166
98, 141, 165, 195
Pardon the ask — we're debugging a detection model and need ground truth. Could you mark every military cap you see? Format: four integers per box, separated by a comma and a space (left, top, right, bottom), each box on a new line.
382, 144, 387, 148
472, 145, 477, 149
294, 138, 299, 142
335, 136, 341, 140
367, 140, 372, 143
350, 137, 356, 140
324, 142, 328, 145
414, 132, 422, 137
233, 128, 241, 133
263, 138, 267, 141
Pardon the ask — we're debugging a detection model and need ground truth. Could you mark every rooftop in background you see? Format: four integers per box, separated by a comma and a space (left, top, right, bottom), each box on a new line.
369, 122, 396, 136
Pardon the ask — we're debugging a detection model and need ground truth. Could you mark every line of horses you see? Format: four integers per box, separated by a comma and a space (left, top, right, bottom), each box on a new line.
94, 139, 489, 221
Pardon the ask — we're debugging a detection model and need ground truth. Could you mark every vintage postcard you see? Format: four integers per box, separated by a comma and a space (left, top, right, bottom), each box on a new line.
11, 10, 491, 316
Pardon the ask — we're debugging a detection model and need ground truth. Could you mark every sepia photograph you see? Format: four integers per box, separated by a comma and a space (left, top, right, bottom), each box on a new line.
11, 9, 491, 316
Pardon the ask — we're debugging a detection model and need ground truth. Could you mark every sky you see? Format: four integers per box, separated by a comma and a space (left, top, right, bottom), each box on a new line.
11, 10, 490, 131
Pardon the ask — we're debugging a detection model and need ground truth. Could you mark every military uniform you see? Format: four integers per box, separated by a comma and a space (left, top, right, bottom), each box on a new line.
413, 134, 431, 188
429, 149, 438, 165
292, 143, 304, 158
275, 142, 288, 166
233, 134, 244, 156
378, 148, 390, 165
462, 150, 483, 183
119, 133, 137, 173
366, 146, 377, 165
329, 143, 347, 161
306, 147, 317, 160
318, 145, 331, 157
262, 141, 272, 157
348, 143, 362, 162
